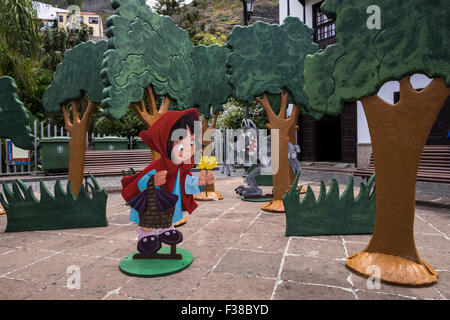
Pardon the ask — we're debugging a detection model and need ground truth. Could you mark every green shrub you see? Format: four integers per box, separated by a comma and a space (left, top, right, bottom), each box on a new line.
1, 174, 108, 232
284, 171, 376, 236
217, 98, 269, 130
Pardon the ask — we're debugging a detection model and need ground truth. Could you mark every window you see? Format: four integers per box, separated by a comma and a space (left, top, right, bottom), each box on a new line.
89, 27, 94, 36
59, 15, 63, 22
78, 16, 84, 23
312, 1, 336, 49
89, 17, 99, 24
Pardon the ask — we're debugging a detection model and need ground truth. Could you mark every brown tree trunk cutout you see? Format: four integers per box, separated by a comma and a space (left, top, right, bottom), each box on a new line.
255, 90, 301, 212
346, 76, 450, 285
62, 100, 98, 197
287, 111, 306, 194
194, 112, 223, 201
131, 86, 171, 161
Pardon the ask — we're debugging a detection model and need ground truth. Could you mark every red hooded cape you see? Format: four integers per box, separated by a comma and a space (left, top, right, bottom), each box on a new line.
121, 108, 199, 214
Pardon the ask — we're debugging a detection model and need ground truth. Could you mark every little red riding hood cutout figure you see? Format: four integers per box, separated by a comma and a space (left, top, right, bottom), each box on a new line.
121, 108, 214, 255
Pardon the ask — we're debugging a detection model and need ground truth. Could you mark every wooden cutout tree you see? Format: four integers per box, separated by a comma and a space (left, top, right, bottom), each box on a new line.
43, 40, 107, 197
227, 17, 321, 212
101, 0, 195, 161
0, 76, 33, 150
304, 0, 450, 285
192, 44, 232, 201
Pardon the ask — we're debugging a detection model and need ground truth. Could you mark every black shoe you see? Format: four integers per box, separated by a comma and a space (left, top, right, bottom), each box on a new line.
137, 235, 161, 254
158, 230, 183, 245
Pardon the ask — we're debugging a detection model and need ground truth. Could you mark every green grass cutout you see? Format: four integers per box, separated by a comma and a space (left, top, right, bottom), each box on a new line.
0, 173, 108, 232
283, 170, 376, 236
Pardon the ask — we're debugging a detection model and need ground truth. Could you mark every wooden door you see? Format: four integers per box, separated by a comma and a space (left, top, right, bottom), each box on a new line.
341, 102, 357, 163
426, 97, 450, 145
298, 113, 316, 161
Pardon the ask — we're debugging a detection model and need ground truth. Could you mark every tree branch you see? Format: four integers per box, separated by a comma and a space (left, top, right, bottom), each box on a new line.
398, 75, 416, 99
288, 105, 301, 128
61, 104, 73, 132
71, 100, 80, 124
361, 94, 393, 113
159, 95, 171, 114
146, 86, 158, 115
202, 118, 208, 135
212, 111, 219, 129
255, 94, 276, 122
422, 77, 450, 97
131, 103, 152, 127
279, 89, 289, 119
140, 99, 148, 114
81, 101, 98, 126
81, 99, 87, 115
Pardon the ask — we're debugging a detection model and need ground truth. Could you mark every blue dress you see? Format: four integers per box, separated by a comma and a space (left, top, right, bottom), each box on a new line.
129, 169, 201, 225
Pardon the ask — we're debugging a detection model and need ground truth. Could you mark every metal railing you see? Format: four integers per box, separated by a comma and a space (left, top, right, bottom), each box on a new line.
0, 126, 243, 176
0, 120, 69, 175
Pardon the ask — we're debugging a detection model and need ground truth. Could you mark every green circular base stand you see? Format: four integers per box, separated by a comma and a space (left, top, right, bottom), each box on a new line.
119, 247, 194, 278
241, 197, 273, 202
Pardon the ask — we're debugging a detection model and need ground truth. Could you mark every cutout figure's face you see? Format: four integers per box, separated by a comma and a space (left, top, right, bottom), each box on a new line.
171, 126, 195, 165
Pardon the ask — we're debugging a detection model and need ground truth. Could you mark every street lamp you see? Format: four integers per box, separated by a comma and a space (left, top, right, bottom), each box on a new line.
241, 1, 255, 121
242, 0, 255, 26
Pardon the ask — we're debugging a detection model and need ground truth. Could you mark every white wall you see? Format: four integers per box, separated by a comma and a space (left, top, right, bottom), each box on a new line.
279, 0, 304, 24
304, 0, 322, 28
280, 0, 323, 26
33, 1, 67, 21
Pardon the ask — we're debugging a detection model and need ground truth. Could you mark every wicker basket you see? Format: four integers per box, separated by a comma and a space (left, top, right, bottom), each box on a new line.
138, 176, 175, 229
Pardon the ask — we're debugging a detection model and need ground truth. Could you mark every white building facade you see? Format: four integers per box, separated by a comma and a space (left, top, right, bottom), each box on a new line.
33, 1, 68, 29
279, 0, 447, 168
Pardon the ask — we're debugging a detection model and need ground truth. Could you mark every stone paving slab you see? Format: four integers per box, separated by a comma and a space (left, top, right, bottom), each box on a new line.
0, 176, 448, 300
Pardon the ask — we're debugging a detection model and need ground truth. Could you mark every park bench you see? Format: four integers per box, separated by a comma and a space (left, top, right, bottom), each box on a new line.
353, 145, 450, 184
83, 149, 151, 177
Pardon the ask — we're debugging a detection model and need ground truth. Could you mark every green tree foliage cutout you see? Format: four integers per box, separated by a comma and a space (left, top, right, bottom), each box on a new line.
43, 40, 107, 196
0, 77, 33, 150
44, 41, 107, 111
192, 44, 229, 144
227, 17, 318, 110
226, 16, 320, 212
304, 0, 450, 115
191, 44, 232, 200
304, 0, 450, 285
101, 0, 195, 123
192, 44, 232, 118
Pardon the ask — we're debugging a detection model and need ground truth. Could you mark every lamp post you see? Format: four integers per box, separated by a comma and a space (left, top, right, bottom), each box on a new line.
242, 0, 255, 26
242, 1, 255, 121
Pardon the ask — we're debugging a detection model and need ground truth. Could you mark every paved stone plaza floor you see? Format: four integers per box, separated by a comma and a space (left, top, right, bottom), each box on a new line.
0, 174, 449, 300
